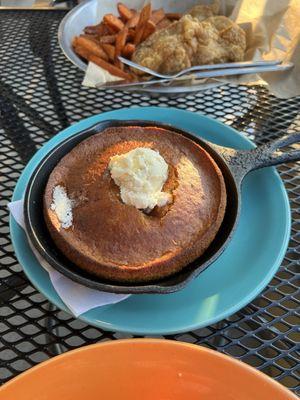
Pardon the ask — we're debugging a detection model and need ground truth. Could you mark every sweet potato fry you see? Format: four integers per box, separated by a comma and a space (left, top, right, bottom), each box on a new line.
102, 44, 115, 61
139, 3, 152, 26
134, 3, 152, 45
150, 8, 165, 25
117, 3, 134, 21
72, 37, 78, 47
75, 36, 108, 60
115, 60, 124, 70
115, 27, 128, 70
85, 22, 110, 36
134, 27, 143, 46
97, 22, 111, 35
84, 25, 98, 35
127, 29, 135, 42
73, 45, 91, 61
126, 12, 140, 29
88, 54, 132, 80
115, 27, 128, 60
122, 43, 135, 58
103, 14, 125, 32
80, 34, 99, 44
141, 20, 156, 41
165, 12, 182, 20
156, 18, 172, 30
99, 35, 116, 44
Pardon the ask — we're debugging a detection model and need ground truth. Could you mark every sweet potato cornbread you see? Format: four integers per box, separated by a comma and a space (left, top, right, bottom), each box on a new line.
44, 126, 226, 283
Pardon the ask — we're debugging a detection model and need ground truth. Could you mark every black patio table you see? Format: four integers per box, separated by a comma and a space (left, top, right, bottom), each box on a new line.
0, 8, 299, 395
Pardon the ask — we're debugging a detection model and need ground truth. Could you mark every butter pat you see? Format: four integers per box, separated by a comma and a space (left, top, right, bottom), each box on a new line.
51, 185, 73, 229
109, 147, 172, 210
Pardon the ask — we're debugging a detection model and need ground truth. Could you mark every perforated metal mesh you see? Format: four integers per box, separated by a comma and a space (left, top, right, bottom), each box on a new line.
0, 10, 299, 394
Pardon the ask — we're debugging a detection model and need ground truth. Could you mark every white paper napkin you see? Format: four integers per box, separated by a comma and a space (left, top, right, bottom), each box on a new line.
8, 199, 131, 317
82, 62, 123, 88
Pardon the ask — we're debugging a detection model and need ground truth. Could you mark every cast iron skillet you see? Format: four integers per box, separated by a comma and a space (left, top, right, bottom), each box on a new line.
24, 120, 300, 294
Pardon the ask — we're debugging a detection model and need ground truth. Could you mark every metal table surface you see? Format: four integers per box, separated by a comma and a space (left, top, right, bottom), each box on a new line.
0, 9, 299, 394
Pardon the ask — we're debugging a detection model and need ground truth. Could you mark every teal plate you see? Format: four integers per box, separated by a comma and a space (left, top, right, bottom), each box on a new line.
10, 107, 291, 335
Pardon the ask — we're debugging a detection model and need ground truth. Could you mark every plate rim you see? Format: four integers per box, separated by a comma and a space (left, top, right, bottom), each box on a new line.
1, 339, 297, 399
9, 107, 291, 335
58, 0, 90, 72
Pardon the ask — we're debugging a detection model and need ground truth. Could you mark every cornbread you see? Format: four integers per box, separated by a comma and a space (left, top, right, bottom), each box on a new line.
44, 126, 227, 283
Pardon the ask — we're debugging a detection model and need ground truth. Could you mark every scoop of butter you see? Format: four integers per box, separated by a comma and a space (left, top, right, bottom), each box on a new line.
50, 185, 73, 229
109, 147, 172, 210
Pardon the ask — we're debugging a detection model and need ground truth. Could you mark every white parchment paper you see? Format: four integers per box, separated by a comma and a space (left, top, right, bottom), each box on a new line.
8, 199, 131, 317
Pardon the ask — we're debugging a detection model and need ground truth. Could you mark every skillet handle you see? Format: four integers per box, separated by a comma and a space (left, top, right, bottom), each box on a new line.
217, 132, 300, 183
247, 132, 300, 169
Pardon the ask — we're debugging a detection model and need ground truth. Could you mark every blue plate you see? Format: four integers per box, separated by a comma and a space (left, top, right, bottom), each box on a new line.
10, 107, 291, 335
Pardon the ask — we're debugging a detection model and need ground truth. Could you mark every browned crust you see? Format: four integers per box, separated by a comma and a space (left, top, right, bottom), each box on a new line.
43, 126, 226, 283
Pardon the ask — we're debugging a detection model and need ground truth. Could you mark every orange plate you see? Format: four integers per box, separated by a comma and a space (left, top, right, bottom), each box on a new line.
0, 339, 297, 400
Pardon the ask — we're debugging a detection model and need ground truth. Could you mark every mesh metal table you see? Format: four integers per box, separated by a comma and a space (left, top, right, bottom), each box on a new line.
0, 9, 299, 394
